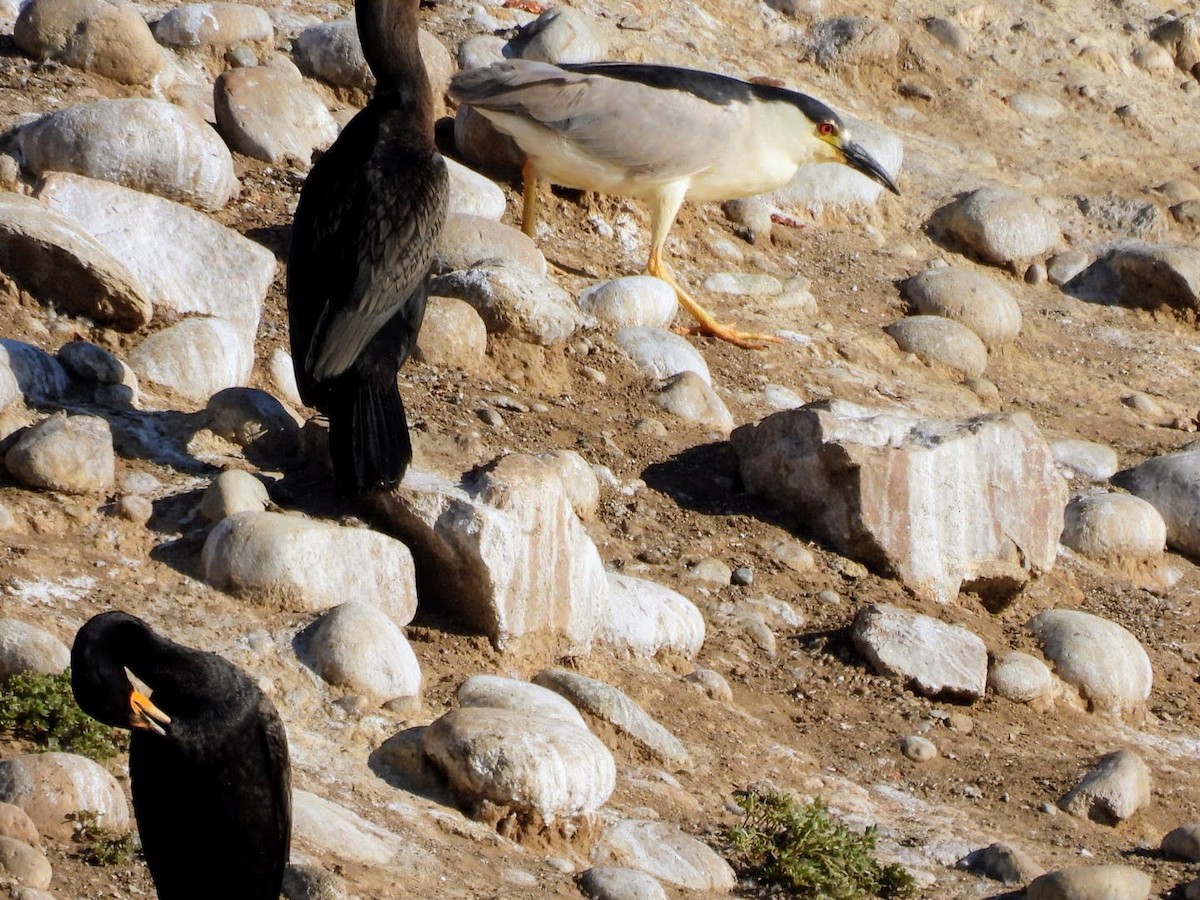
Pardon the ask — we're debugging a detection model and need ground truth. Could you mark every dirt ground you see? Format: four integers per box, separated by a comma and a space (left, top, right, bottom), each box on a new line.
4, 0, 1200, 895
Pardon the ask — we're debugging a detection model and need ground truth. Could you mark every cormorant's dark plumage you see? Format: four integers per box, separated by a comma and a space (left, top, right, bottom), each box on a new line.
71, 611, 291, 900
286, 0, 448, 495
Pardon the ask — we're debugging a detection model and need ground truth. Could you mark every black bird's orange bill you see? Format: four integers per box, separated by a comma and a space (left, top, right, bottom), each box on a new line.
130, 690, 171, 735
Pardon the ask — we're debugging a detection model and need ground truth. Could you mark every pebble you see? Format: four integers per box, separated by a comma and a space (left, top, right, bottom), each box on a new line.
614, 327, 712, 386
308, 602, 422, 701
987, 651, 1056, 704
0, 619, 70, 678
653, 372, 734, 434
702, 272, 783, 296
14, 0, 163, 85
1050, 438, 1118, 479
0, 835, 51, 889
0, 752, 129, 840
1114, 449, 1200, 555
683, 668, 733, 703
1026, 865, 1151, 900
1059, 749, 1151, 824
1171, 199, 1200, 227
17, 99, 237, 211
197, 469, 271, 523
1025, 262, 1047, 284
577, 865, 668, 900
1123, 392, 1164, 417
688, 557, 732, 584
730, 567, 753, 586
941, 185, 1061, 266
885, 315, 988, 377
578, 277, 678, 329
1047, 249, 1091, 286
900, 734, 938, 762
534, 668, 691, 771
924, 15, 970, 52
809, 15, 900, 68
900, 267, 1022, 346
154, 2, 273, 47
202, 511, 418, 624
1008, 93, 1064, 118
414, 296, 488, 370
722, 198, 773, 243
115, 494, 152, 525
957, 842, 1045, 885
214, 66, 338, 165
505, 6, 608, 64
205, 387, 302, 462
773, 276, 818, 313
1133, 41, 1176, 75
770, 539, 816, 571
429, 262, 585, 345
1062, 492, 1166, 560
1027, 609, 1151, 717
434, 214, 546, 276
590, 820, 736, 892
6, 413, 114, 494
225, 44, 257, 67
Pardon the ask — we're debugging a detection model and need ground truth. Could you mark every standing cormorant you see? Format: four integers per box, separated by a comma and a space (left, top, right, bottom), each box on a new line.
71, 611, 291, 900
287, 0, 448, 494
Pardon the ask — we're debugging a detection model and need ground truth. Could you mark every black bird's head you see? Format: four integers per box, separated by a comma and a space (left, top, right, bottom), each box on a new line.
71, 611, 172, 736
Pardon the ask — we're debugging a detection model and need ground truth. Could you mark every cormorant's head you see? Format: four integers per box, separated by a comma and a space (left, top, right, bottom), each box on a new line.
71, 612, 172, 736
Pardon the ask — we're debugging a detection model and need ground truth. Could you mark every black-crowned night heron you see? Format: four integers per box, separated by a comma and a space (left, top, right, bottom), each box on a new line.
450, 60, 900, 349
287, 0, 447, 494
71, 611, 291, 900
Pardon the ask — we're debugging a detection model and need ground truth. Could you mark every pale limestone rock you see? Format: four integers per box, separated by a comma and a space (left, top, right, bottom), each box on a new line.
901, 267, 1022, 347
197, 469, 270, 523
429, 262, 586, 345
885, 315, 987, 377
434, 213, 546, 276
1062, 493, 1166, 560
591, 820, 736, 893
577, 866, 667, 900
987, 651, 1055, 704
956, 842, 1045, 885
5, 413, 114, 494
308, 602, 421, 701
413, 296, 488, 369
446, 157, 507, 220
0, 803, 39, 846
202, 511, 418, 625
732, 401, 1066, 603
534, 449, 599, 520
292, 790, 430, 867
1051, 439, 1118, 479
214, 66, 338, 165
579, 277, 678, 330
505, 6, 608, 63
615, 327, 712, 386
154, 2, 272, 47
128, 317, 254, 401
0, 752, 129, 840
600, 572, 705, 659
457, 675, 586, 727
1027, 865, 1151, 900
653, 372, 734, 434
1059, 750, 1151, 825
0, 835, 51, 889
942, 186, 1061, 266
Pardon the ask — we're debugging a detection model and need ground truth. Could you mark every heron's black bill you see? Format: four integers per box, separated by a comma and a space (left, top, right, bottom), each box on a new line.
842, 141, 900, 195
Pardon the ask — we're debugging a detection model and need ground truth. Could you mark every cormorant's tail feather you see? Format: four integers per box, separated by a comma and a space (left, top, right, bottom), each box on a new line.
326, 372, 411, 495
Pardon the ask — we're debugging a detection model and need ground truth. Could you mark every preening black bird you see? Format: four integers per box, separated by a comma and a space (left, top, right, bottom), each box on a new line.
286, 0, 448, 494
71, 611, 291, 900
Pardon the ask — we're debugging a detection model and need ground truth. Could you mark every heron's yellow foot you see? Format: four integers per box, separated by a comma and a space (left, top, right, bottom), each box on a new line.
674, 320, 784, 350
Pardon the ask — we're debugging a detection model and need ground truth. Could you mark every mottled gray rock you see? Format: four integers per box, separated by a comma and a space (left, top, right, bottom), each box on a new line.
6, 413, 114, 494
129, 317, 255, 401
0, 192, 150, 330
14, 0, 163, 84
1062, 493, 1165, 560
1107, 242, 1200, 312
445, 157, 507, 220
901, 267, 1022, 346
809, 15, 899, 67
38, 173, 273, 330
309, 601, 421, 701
1112, 450, 1200, 555
601, 572, 705, 659
0, 340, 68, 404
1059, 749, 1151, 825
851, 604, 988, 700
202, 511, 418, 624
16, 100, 237, 211
434, 214, 545, 276
205, 387, 302, 461
1051, 439, 1118, 479
1075, 196, 1165, 242
615, 327, 711, 386
591, 820, 736, 893
534, 668, 691, 770
957, 842, 1045, 885
1027, 609, 1151, 717
1027, 865, 1151, 900
1162, 824, 1200, 862
885, 315, 988, 377
368, 455, 607, 649
457, 34, 506, 71
292, 17, 369, 88
506, 6, 607, 63
0, 752, 129, 840
534, 449, 598, 520
429, 262, 585, 345
987, 651, 1055, 704
457, 674, 586, 726
0, 835, 51, 889
424, 705, 615, 820
577, 866, 667, 900
653, 372, 734, 434
154, 2, 272, 47
292, 790, 425, 867
214, 66, 337, 165
733, 402, 1066, 603
941, 186, 1060, 266
0, 619, 69, 678
900, 734, 937, 762
413, 296, 488, 370
579, 277, 677, 330
1151, 12, 1200, 75
1134, 40, 1178, 75
197, 469, 270, 523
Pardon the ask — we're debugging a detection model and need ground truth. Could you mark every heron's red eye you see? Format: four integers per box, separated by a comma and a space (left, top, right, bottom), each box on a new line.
818, 122, 835, 137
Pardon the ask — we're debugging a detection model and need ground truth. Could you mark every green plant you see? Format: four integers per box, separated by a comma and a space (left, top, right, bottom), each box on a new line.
67, 810, 136, 866
725, 787, 917, 899
0, 670, 128, 760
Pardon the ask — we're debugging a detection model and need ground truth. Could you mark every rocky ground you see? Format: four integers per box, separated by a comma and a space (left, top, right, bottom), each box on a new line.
2, 0, 1200, 896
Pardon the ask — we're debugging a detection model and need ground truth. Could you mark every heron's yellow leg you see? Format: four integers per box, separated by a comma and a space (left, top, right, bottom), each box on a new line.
521, 160, 539, 238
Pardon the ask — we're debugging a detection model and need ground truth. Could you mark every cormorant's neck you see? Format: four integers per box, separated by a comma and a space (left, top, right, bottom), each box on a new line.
356, 0, 434, 136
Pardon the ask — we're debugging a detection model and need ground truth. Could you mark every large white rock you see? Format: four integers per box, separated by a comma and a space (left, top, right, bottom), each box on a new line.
1059, 749, 1152, 825
885, 315, 988, 377
732, 401, 1067, 603
0, 752, 129, 840
434, 213, 546, 276
5, 413, 115, 495
16, 99, 237, 211
128, 316, 254, 401
591, 820, 737, 893
202, 511, 418, 625
600, 572, 705, 658
154, 2, 273, 47
0, 618, 70, 678
941, 185, 1061, 267
579, 276, 678, 329
1027, 865, 1151, 900
424, 706, 615, 820
615, 327, 712, 386
429, 262, 586, 345
0, 191, 150, 330
368, 455, 607, 649
1027, 609, 1151, 717
851, 603, 988, 700
291, 790, 429, 867
1113, 450, 1200, 556
987, 650, 1056, 704
457, 674, 586, 727
1062, 493, 1166, 560
308, 601, 421, 700
214, 66, 338, 166
445, 157, 507, 220
1051, 439, 1119, 480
